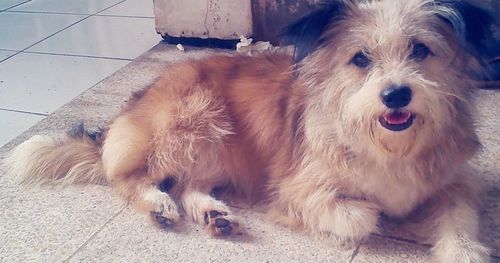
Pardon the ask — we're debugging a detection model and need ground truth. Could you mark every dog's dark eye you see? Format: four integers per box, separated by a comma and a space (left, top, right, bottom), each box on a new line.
351, 52, 371, 68
410, 43, 431, 61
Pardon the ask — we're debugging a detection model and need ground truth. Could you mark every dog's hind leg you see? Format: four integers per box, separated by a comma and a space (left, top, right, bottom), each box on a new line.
114, 174, 181, 228
117, 176, 181, 228
143, 88, 241, 236
102, 115, 181, 227
135, 87, 237, 232
103, 81, 235, 230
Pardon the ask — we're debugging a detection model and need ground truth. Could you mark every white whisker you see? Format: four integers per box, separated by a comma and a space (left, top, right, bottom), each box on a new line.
434, 89, 467, 102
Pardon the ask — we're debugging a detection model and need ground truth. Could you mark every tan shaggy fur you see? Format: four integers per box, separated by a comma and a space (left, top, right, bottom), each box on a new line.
5, 0, 494, 262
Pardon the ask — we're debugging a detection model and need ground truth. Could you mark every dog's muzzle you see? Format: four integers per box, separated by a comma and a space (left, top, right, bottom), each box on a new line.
378, 86, 414, 131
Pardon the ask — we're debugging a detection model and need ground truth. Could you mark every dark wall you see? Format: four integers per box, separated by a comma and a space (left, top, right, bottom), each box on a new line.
251, 0, 321, 44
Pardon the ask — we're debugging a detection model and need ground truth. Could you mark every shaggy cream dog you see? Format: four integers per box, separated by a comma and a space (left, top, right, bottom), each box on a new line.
6, 0, 496, 262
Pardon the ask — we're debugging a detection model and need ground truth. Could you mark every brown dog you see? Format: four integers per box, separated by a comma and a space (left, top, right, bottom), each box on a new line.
6, 0, 496, 262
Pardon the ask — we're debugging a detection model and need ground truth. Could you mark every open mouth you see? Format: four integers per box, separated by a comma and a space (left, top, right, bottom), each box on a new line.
379, 109, 414, 132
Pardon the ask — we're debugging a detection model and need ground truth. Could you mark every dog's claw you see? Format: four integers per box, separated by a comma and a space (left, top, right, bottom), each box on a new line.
151, 211, 174, 227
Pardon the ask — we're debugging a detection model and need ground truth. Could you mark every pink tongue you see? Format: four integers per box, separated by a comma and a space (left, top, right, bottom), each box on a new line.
384, 111, 411, 124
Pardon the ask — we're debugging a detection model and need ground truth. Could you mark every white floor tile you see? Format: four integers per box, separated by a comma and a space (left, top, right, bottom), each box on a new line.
98, 0, 154, 18
0, 50, 17, 61
0, 110, 44, 147
28, 16, 159, 59
9, 0, 123, 15
0, 52, 128, 114
0, 0, 30, 11
0, 12, 85, 50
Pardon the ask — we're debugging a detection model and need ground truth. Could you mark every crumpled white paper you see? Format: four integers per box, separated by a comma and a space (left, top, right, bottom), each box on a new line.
236, 35, 253, 52
236, 35, 282, 55
176, 43, 185, 52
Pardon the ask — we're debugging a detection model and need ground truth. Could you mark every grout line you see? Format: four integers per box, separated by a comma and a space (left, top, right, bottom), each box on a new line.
19, 50, 134, 61
348, 244, 361, 263
91, 0, 127, 16
8, 0, 140, 22
5, 10, 93, 15
63, 204, 128, 262
0, 49, 134, 62
0, 108, 49, 116
0, 0, 31, 12
5, 10, 154, 19
3, 54, 128, 142
0, 50, 22, 63
3, 0, 126, 15
0, 17, 92, 63
0, 0, 127, 64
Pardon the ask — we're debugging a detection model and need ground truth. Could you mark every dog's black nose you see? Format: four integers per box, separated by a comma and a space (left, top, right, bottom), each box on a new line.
380, 86, 412, 108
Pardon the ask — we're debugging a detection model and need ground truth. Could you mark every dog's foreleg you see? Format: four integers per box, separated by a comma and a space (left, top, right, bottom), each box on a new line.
302, 193, 380, 246
271, 172, 380, 246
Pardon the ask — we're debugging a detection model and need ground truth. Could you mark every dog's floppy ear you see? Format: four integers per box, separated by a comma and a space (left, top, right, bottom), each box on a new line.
435, 1, 499, 84
434, 0, 497, 57
281, 1, 350, 62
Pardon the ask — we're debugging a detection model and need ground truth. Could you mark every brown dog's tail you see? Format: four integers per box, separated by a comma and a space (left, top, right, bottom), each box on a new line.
4, 124, 107, 186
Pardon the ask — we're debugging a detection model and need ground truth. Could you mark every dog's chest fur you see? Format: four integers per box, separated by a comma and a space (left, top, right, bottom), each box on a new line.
346, 160, 442, 217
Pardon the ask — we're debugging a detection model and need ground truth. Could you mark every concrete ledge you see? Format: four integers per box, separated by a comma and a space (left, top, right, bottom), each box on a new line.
153, 0, 500, 44
154, 0, 252, 40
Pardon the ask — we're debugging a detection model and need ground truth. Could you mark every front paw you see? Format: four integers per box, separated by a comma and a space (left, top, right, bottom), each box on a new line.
432, 236, 490, 263
314, 200, 380, 245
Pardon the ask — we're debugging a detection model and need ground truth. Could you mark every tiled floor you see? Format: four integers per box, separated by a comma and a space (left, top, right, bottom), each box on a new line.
0, 0, 160, 147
